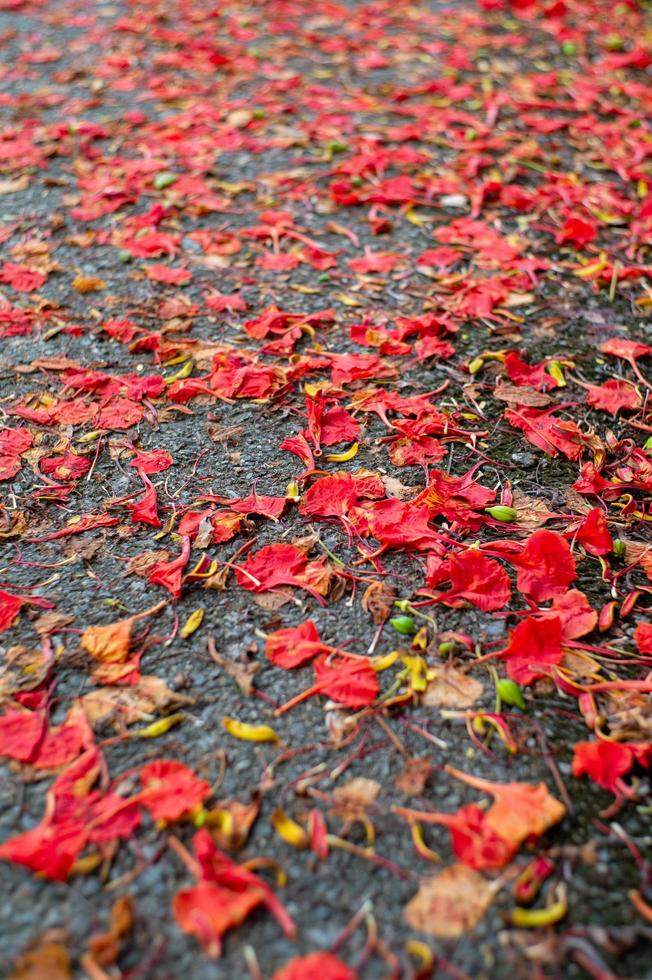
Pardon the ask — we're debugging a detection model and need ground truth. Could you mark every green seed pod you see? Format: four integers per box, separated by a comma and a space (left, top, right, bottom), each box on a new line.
154, 171, 177, 190
497, 678, 526, 710
561, 41, 577, 56
485, 505, 517, 522
389, 615, 417, 636
467, 356, 484, 375
613, 538, 626, 558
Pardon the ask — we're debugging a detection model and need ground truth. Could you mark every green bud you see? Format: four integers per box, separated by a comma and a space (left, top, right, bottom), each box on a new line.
327, 140, 348, 154
644, 436, 652, 450
154, 171, 177, 190
438, 641, 454, 657
394, 599, 412, 613
484, 505, 517, 522
613, 538, 626, 558
118, 250, 132, 263
351, 175, 363, 187
252, 108, 266, 119
561, 41, 577, 56
389, 615, 417, 636
497, 678, 526, 710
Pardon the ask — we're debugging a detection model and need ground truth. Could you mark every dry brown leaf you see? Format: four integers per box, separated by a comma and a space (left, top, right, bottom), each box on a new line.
494, 381, 552, 408
394, 756, 434, 796
252, 588, 294, 610
206, 422, 244, 445
10, 932, 71, 980
202, 566, 230, 590
382, 475, 420, 499
423, 664, 483, 709
361, 579, 396, 624
207, 639, 259, 696
623, 540, 652, 580
0, 175, 30, 195
63, 535, 103, 561
561, 649, 601, 679
0, 509, 28, 538
512, 488, 557, 530
32, 611, 75, 635
404, 864, 495, 938
331, 777, 381, 821
563, 487, 595, 518
15, 357, 81, 374
81, 675, 195, 728
127, 550, 170, 577
194, 515, 214, 549
85, 896, 134, 969
0, 646, 49, 702
603, 688, 652, 743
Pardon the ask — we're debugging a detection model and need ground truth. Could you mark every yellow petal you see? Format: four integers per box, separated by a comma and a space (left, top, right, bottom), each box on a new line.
272, 808, 308, 848
222, 717, 279, 742
510, 885, 567, 928
181, 608, 204, 638
131, 713, 185, 738
325, 442, 359, 462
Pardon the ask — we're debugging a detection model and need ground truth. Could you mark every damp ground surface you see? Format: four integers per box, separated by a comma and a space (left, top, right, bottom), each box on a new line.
0, 0, 652, 978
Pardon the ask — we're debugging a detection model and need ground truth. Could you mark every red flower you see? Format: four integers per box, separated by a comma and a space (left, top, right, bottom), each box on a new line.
275, 654, 379, 715
555, 216, 597, 247
497, 615, 563, 685
571, 741, 644, 796
173, 830, 296, 957
397, 803, 515, 870
635, 623, 652, 655
0, 262, 47, 292
266, 620, 330, 669
512, 529, 577, 601
572, 507, 613, 557
174, 881, 264, 959
428, 549, 511, 612
128, 472, 162, 528
234, 543, 329, 603
147, 536, 191, 599
272, 953, 358, 980
145, 264, 192, 284
585, 380, 641, 415
139, 760, 212, 822
0, 590, 23, 633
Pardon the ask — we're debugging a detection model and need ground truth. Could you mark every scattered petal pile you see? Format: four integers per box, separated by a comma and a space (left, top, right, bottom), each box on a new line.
0, 0, 651, 975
